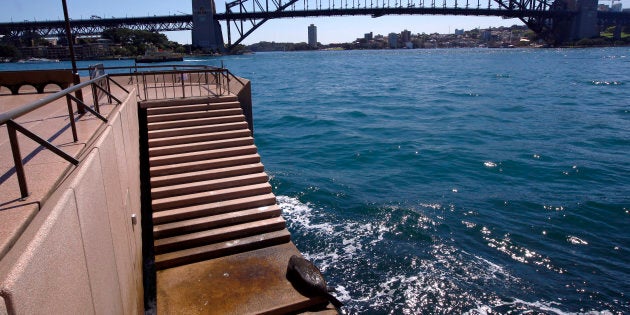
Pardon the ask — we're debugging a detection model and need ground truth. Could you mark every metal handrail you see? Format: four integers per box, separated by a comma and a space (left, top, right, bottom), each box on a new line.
79, 64, 219, 70
113, 67, 235, 101
1, 74, 129, 199
0, 74, 106, 125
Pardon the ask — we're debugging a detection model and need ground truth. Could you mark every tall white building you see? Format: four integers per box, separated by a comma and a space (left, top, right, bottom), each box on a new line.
308, 24, 317, 48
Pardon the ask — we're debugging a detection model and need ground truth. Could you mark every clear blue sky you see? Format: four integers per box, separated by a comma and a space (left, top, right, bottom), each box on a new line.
2, 0, 626, 44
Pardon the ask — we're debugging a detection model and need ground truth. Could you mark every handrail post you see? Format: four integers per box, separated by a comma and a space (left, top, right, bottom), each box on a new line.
181, 73, 186, 98
106, 76, 113, 103
226, 70, 231, 95
142, 73, 148, 100
91, 82, 100, 114
65, 95, 79, 142
7, 121, 29, 199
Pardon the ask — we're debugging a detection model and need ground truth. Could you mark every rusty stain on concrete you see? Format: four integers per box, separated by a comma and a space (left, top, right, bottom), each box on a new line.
157, 242, 330, 314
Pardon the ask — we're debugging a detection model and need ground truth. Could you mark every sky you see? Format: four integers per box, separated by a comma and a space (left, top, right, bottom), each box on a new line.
2, 0, 627, 45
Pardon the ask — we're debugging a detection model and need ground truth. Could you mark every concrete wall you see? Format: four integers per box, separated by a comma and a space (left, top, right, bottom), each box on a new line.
0, 90, 143, 314
230, 75, 253, 133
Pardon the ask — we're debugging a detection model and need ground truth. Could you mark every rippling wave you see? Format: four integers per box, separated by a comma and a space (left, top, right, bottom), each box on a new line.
224, 48, 629, 313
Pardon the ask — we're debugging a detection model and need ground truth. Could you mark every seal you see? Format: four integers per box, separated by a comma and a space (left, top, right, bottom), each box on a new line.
286, 255, 343, 309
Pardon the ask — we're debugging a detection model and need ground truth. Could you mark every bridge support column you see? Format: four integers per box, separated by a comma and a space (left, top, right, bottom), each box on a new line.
192, 0, 225, 52
568, 0, 599, 41
613, 23, 623, 41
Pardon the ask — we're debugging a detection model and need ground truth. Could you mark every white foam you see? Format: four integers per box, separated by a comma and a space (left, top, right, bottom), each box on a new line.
334, 285, 352, 302
277, 195, 335, 234
509, 298, 613, 315
567, 235, 589, 245
419, 203, 442, 210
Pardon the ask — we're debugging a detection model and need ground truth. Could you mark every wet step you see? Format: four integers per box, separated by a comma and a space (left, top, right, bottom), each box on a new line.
147, 108, 243, 123
154, 216, 286, 254
149, 136, 254, 157
147, 115, 245, 131
146, 101, 241, 115
151, 163, 265, 188
154, 229, 291, 270
149, 145, 258, 167
153, 204, 282, 239
151, 172, 269, 199
150, 153, 260, 177
148, 121, 249, 140
148, 129, 252, 147
153, 193, 277, 225
152, 182, 273, 212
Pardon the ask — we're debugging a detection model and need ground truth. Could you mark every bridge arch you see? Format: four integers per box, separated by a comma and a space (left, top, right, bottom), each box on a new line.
216, 0, 599, 50
1, 0, 628, 51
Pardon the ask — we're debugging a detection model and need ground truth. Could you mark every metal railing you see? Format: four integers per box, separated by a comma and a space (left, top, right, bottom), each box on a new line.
132, 68, 229, 101
0, 74, 129, 199
81, 65, 245, 102
2, 65, 246, 198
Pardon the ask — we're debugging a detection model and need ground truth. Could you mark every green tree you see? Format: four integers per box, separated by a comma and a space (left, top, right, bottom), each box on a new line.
0, 43, 21, 59
102, 27, 181, 56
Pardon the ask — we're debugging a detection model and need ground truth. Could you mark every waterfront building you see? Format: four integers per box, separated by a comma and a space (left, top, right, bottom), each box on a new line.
388, 33, 399, 49
481, 29, 493, 41
365, 32, 373, 41
308, 24, 318, 48
401, 29, 411, 42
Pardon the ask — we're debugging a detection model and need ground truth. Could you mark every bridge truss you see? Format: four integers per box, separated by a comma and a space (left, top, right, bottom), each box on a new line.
0, 15, 192, 39
220, 0, 572, 49
1, 1, 629, 50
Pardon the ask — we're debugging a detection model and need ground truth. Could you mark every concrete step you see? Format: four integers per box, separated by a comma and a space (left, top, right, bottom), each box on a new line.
147, 101, 241, 115
148, 121, 249, 140
155, 229, 291, 270
149, 145, 258, 167
147, 108, 243, 123
149, 136, 254, 157
142, 95, 238, 109
150, 153, 260, 177
153, 204, 282, 239
154, 216, 286, 254
153, 193, 276, 224
151, 163, 265, 188
151, 172, 269, 199
147, 115, 245, 131
152, 182, 273, 212
148, 129, 252, 148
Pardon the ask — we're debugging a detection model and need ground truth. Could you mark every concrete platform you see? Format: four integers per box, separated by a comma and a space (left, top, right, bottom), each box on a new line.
2, 71, 336, 314
157, 242, 336, 315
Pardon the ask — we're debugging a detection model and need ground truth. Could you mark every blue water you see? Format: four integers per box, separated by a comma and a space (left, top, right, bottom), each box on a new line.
3, 48, 629, 314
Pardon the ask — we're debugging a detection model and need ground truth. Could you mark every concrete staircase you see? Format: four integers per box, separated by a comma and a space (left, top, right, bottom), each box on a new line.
145, 96, 290, 270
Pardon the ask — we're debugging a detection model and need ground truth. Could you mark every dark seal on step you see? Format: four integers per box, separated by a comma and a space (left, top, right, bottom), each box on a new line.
286, 255, 343, 309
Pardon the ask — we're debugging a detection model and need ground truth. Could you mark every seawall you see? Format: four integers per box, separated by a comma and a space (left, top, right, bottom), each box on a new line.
0, 89, 144, 314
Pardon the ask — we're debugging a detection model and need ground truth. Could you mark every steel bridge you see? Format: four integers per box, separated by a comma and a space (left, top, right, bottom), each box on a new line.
1, 0, 629, 51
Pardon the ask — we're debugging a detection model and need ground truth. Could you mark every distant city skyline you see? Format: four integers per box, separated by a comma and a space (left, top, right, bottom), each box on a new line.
2, 0, 627, 45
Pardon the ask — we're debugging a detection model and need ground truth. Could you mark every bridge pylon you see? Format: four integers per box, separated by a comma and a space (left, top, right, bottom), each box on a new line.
192, 0, 225, 52
567, 0, 599, 41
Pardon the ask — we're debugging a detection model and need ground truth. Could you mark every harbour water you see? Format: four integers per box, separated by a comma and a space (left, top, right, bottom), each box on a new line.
2, 48, 629, 314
